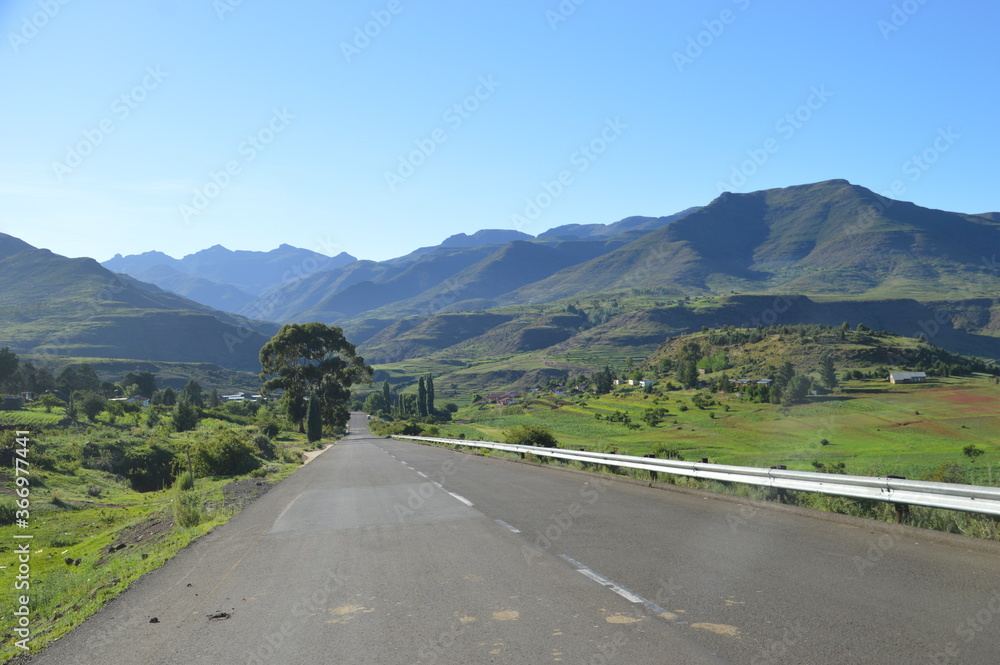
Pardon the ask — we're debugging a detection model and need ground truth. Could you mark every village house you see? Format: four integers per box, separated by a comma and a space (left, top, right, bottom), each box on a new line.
889, 371, 927, 384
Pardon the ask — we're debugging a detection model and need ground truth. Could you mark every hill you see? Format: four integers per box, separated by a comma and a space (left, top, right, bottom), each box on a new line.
505, 180, 1000, 304
0, 234, 277, 371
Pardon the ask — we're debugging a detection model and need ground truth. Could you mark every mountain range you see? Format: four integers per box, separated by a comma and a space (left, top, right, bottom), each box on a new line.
3, 179, 997, 390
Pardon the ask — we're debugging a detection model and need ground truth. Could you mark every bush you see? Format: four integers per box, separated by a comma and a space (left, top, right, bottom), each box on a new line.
252, 433, 276, 460
0, 497, 16, 525
194, 429, 261, 476
257, 416, 280, 439
503, 424, 558, 448
444, 403, 459, 413
176, 469, 195, 491
123, 443, 177, 492
652, 444, 684, 460
922, 461, 966, 484
173, 488, 203, 528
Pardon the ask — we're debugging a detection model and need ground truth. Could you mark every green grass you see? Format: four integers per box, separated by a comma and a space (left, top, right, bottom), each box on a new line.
433, 374, 1000, 481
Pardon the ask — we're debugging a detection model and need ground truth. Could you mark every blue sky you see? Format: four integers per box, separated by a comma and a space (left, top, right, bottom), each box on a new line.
2, 1, 997, 263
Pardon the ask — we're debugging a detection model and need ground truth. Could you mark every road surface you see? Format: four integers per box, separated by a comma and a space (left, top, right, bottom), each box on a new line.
24, 413, 1000, 664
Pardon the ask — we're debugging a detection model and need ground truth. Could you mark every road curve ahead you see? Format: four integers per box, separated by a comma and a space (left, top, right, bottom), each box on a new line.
25, 414, 728, 665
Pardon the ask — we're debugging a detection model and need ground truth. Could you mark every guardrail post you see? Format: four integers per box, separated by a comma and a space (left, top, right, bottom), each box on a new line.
888, 475, 910, 523
645, 454, 658, 482
771, 465, 788, 503
701, 457, 709, 464
579, 449, 589, 470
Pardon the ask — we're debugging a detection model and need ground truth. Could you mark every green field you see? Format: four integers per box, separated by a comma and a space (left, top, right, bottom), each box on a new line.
431, 374, 1000, 483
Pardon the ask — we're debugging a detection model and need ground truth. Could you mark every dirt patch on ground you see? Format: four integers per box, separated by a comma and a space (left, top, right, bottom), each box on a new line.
98, 511, 175, 565
221, 478, 273, 511
939, 392, 997, 405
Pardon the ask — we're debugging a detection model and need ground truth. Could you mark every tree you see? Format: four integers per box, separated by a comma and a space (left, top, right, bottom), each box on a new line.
56, 366, 77, 394
363, 392, 385, 415
36, 393, 65, 413
782, 375, 812, 406
0, 347, 20, 393
592, 366, 615, 394
382, 380, 391, 415
306, 392, 323, 443
180, 380, 205, 408
160, 387, 177, 406
122, 371, 157, 397
259, 323, 372, 431
417, 377, 428, 418
207, 388, 221, 408
819, 354, 838, 391
963, 444, 985, 463
72, 390, 106, 422
676, 362, 698, 389
426, 374, 435, 414
173, 399, 199, 432
75, 364, 101, 393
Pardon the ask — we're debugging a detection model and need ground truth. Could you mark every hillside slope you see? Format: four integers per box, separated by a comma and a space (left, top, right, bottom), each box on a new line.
1, 234, 276, 370
505, 180, 1000, 304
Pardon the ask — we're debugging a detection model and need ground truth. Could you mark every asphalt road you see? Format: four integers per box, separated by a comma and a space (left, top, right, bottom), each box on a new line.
25, 413, 1000, 664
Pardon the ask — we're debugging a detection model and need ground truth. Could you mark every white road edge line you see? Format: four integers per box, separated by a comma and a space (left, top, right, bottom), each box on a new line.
559, 554, 676, 619
417, 471, 428, 478
447, 491, 474, 507
494, 519, 521, 533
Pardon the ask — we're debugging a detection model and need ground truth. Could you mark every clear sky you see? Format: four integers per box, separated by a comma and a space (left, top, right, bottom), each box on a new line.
2, 1, 997, 263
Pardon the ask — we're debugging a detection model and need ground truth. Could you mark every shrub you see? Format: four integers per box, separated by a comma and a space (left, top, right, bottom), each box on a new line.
194, 429, 261, 476
257, 416, 280, 439
279, 447, 304, 464
503, 424, 558, 448
252, 433, 276, 460
86, 485, 102, 497
652, 444, 684, 460
444, 403, 459, 413
922, 461, 965, 484
123, 443, 177, 492
0, 498, 16, 525
173, 489, 203, 528
176, 469, 195, 491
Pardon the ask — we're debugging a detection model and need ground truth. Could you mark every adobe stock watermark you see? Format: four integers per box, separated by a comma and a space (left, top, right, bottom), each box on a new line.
52, 66, 168, 181
716, 85, 833, 193
672, 0, 752, 73
546, 0, 586, 30
7, 0, 72, 53
225, 234, 343, 353
179, 107, 294, 223
213, 0, 246, 21
750, 621, 808, 665
384, 75, 501, 192
877, 0, 930, 40
340, 0, 407, 63
521, 477, 612, 563
926, 588, 1000, 665
510, 117, 627, 231
843, 127, 959, 237
392, 458, 459, 521
246, 566, 347, 665
738, 295, 802, 328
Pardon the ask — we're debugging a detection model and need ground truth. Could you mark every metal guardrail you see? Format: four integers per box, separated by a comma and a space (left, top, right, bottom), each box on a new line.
392, 435, 1000, 518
